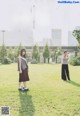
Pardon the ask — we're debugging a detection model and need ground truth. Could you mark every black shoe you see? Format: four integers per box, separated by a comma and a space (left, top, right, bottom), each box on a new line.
18, 88, 22, 91
24, 88, 29, 91
63, 79, 66, 81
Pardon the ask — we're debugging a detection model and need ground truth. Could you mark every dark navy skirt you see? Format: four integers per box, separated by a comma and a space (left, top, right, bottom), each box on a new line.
19, 68, 29, 82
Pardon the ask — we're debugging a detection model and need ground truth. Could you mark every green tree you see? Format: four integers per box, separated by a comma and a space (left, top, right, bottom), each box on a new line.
73, 30, 80, 50
14, 43, 23, 61
32, 45, 40, 62
9, 43, 23, 62
43, 44, 50, 63
17, 43, 23, 57
54, 47, 62, 63
7, 47, 15, 62
0, 44, 7, 63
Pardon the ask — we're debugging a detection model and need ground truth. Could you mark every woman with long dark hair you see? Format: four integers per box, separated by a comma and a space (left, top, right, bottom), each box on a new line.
18, 49, 29, 91
61, 51, 70, 81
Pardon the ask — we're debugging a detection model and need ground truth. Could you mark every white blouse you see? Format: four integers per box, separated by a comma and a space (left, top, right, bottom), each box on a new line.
61, 55, 69, 64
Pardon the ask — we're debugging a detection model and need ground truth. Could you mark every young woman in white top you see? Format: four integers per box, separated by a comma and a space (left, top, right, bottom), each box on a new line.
61, 51, 70, 81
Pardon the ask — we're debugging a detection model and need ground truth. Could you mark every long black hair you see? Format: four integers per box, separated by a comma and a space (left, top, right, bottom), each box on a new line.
20, 49, 26, 58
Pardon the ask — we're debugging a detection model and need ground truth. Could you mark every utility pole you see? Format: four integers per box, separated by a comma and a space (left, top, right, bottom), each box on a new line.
30, 0, 36, 43
1, 30, 5, 45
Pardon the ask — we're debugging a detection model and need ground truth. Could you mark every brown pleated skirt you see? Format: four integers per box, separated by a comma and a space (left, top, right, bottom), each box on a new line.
19, 68, 29, 82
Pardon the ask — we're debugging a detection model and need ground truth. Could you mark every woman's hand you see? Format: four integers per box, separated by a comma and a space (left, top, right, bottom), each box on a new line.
64, 55, 68, 59
19, 70, 22, 74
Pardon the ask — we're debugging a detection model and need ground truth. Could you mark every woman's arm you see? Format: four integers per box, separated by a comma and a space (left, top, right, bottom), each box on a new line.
18, 56, 22, 73
63, 55, 69, 60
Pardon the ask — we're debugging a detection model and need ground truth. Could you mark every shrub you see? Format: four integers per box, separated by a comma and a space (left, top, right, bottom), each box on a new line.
69, 56, 80, 66
31, 59, 38, 64
2, 57, 12, 64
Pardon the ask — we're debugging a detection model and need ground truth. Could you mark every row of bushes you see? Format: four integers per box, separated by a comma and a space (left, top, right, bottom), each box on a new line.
1, 58, 38, 64
2, 56, 80, 65
1, 57, 38, 64
0, 57, 12, 64
69, 56, 80, 66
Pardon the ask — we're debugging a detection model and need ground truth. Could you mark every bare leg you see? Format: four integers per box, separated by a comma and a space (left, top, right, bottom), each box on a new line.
23, 82, 27, 88
19, 82, 22, 88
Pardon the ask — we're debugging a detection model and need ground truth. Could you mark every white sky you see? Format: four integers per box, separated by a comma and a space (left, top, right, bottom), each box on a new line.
0, 0, 80, 45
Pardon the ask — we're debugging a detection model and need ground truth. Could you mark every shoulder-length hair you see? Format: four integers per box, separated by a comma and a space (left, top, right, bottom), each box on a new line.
20, 49, 26, 57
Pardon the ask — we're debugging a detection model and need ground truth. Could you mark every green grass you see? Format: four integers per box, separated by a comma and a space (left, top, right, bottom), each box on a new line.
0, 63, 80, 116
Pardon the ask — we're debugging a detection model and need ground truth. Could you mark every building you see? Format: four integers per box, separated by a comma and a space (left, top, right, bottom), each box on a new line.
51, 29, 62, 46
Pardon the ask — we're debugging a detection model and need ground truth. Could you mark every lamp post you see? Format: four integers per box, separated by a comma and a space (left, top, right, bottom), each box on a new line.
30, 0, 36, 43
1, 30, 5, 45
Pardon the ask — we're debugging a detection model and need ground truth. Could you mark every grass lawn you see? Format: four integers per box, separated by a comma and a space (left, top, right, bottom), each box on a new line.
0, 63, 80, 116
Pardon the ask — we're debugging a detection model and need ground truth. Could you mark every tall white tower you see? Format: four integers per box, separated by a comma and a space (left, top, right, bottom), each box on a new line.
31, 0, 36, 44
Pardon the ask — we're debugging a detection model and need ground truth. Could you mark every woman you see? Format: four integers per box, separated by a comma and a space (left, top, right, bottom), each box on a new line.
18, 49, 29, 91
61, 51, 70, 81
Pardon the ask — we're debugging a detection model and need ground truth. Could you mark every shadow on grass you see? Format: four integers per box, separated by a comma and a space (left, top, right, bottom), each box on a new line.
19, 91, 35, 116
67, 80, 80, 87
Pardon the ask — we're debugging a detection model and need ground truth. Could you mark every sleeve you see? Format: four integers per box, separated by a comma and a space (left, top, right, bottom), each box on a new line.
26, 59, 28, 69
18, 56, 22, 71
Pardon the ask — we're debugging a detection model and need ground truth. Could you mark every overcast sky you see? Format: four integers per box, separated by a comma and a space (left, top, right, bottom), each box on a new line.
0, 0, 80, 45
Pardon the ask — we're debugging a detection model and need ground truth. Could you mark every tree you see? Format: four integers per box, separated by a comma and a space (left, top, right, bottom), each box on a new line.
43, 44, 50, 63
17, 43, 23, 57
73, 30, 80, 50
11, 43, 23, 62
32, 45, 40, 62
54, 47, 62, 63
14, 43, 23, 59
0, 44, 7, 63
7, 47, 15, 62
